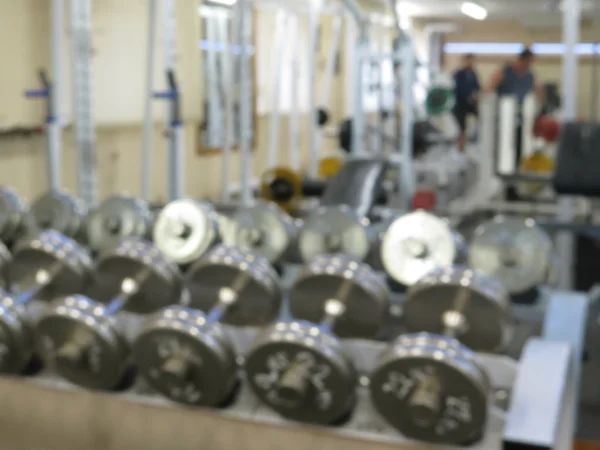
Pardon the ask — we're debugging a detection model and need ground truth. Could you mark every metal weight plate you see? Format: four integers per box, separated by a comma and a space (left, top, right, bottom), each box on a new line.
404, 265, 511, 352
381, 210, 465, 286
36, 294, 130, 390
186, 244, 281, 326
298, 205, 370, 262
245, 321, 357, 425
153, 199, 219, 265
133, 305, 237, 406
289, 254, 390, 338
30, 190, 88, 238
94, 238, 183, 313
87, 195, 153, 252
468, 216, 553, 295
228, 200, 297, 264
370, 333, 490, 445
0, 187, 29, 243
260, 166, 303, 213
0, 241, 11, 289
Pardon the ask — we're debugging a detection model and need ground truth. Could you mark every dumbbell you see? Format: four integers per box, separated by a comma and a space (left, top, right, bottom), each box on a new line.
132, 244, 281, 406
380, 210, 466, 289
36, 238, 183, 390
226, 200, 298, 266
30, 190, 88, 240
0, 186, 35, 245
468, 215, 553, 303
0, 230, 91, 374
369, 332, 491, 445
245, 254, 390, 425
0, 241, 11, 289
87, 195, 153, 253
153, 199, 222, 266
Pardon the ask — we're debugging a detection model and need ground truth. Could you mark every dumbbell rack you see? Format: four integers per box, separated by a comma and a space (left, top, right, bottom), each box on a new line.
0, 288, 586, 450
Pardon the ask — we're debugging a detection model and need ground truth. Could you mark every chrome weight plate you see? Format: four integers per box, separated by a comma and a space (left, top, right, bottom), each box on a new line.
36, 294, 130, 390
469, 216, 553, 295
153, 199, 219, 265
87, 195, 153, 252
186, 244, 281, 326
404, 265, 511, 352
381, 210, 465, 286
228, 200, 297, 264
0, 187, 30, 243
289, 254, 390, 339
298, 205, 370, 262
245, 321, 357, 425
133, 305, 237, 406
94, 238, 183, 313
370, 333, 490, 445
0, 241, 11, 288
30, 190, 88, 238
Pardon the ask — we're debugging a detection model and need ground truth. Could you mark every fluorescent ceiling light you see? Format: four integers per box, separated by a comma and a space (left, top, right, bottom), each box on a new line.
208, 0, 237, 5
460, 2, 488, 20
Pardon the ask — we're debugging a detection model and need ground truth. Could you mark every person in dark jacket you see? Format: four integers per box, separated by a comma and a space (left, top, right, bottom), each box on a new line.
484, 47, 545, 200
452, 53, 481, 152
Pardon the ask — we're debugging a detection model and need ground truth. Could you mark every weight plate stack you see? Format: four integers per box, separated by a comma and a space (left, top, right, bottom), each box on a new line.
298, 205, 370, 262
186, 244, 281, 325
404, 265, 511, 352
469, 216, 553, 297
227, 200, 298, 264
246, 320, 357, 425
370, 332, 491, 445
290, 254, 390, 338
134, 305, 238, 406
87, 195, 153, 253
30, 190, 88, 239
153, 199, 220, 265
381, 210, 465, 287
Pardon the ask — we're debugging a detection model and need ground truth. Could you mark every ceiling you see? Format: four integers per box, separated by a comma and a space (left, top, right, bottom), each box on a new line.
362, 0, 600, 19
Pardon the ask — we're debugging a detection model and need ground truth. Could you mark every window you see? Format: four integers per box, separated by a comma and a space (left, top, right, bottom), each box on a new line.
444, 42, 600, 55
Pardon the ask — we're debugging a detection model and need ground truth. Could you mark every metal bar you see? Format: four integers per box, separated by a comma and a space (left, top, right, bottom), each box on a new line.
162, 0, 183, 201
340, 0, 367, 28
556, 0, 581, 290
399, 37, 415, 209
141, 0, 158, 200
351, 30, 368, 157
267, 10, 287, 169
48, 0, 64, 191
220, 7, 237, 202
205, 17, 221, 148
306, 0, 323, 177
70, 0, 98, 205
288, 14, 301, 171
591, 42, 599, 120
319, 15, 342, 107
238, 0, 253, 207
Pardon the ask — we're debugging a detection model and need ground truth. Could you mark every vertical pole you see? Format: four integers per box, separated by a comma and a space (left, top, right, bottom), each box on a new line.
556, 0, 581, 291
288, 15, 301, 171
205, 17, 221, 148
141, 0, 157, 200
307, 0, 323, 177
267, 10, 287, 169
70, 0, 98, 205
591, 42, 599, 121
49, 0, 64, 191
238, 0, 253, 207
162, 0, 182, 201
220, 6, 237, 202
400, 37, 416, 210
351, 28, 368, 157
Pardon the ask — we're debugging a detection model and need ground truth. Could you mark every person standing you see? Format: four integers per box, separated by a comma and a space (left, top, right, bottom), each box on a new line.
452, 53, 481, 152
483, 47, 545, 200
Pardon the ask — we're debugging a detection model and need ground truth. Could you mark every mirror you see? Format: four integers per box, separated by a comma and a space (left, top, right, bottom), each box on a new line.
198, 1, 256, 152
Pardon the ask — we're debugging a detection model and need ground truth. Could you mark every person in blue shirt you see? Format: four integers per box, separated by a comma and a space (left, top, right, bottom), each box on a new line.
452, 53, 480, 152
484, 47, 545, 200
